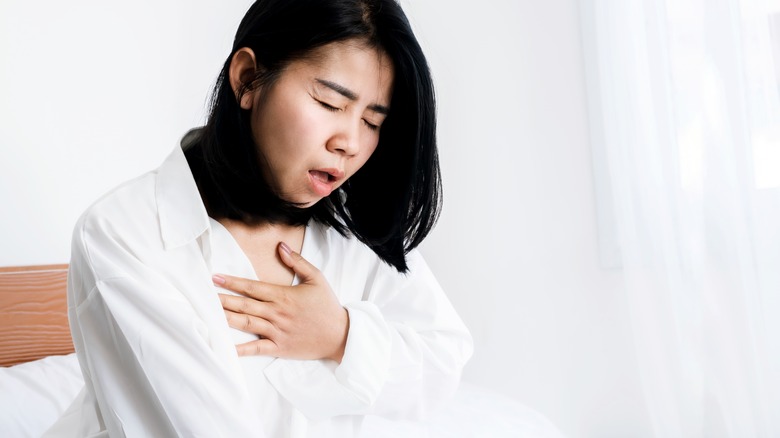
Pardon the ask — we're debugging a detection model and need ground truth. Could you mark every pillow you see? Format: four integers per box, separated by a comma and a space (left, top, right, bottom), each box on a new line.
0, 354, 83, 438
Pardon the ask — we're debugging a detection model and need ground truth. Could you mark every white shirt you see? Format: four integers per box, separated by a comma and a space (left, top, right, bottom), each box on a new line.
43, 141, 473, 438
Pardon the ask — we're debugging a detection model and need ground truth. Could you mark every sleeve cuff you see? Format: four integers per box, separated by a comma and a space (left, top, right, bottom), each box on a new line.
262, 301, 392, 420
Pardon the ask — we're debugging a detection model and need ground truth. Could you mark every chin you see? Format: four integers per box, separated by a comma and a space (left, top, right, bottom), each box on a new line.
288, 196, 322, 209
281, 187, 333, 208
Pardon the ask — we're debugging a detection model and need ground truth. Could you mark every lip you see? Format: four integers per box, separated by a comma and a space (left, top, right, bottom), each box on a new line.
316, 168, 345, 180
308, 168, 344, 197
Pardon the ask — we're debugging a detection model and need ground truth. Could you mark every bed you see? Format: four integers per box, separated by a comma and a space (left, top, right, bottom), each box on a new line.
0, 265, 566, 438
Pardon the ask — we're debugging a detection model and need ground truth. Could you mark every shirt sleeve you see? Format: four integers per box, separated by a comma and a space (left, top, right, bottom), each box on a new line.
263, 249, 473, 421
68, 216, 266, 437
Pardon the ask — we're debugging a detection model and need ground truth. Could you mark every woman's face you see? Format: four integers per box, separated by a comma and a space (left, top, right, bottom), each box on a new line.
241, 41, 394, 207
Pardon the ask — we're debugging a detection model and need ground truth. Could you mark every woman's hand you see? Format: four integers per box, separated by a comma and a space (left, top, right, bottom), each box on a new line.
213, 242, 349, 363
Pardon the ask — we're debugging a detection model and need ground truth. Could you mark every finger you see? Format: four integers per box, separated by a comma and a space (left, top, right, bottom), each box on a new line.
277, 241, 320, 283
236, 338, 279, 357
223, 309, 277, 337
219, 293, 274, 320
213, 274, 279, 301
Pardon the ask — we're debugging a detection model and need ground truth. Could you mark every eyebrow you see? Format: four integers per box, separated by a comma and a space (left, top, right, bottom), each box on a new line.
315, 78, 390, 115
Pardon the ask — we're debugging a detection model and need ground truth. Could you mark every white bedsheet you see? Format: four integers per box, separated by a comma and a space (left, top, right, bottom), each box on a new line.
0, 354, 83, 438
0, 354, 565, 438
361, 382, 566, 438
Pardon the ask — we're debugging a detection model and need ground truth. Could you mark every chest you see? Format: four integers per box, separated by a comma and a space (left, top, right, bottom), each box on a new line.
218, 221, 305, 286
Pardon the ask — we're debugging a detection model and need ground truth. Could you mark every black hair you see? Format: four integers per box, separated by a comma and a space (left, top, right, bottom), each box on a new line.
185, 0, 441, 272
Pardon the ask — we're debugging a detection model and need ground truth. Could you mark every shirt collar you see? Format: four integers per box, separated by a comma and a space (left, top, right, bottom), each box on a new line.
155, 131, 210, 250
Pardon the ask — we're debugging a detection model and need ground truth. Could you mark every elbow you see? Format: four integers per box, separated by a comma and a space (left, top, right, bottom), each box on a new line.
376, 333, 472, 421
375, 366, 464, 421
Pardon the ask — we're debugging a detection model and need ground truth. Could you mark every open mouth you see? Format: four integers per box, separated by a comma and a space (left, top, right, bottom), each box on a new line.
308, 169, 344, 197
309, 170, 337, 183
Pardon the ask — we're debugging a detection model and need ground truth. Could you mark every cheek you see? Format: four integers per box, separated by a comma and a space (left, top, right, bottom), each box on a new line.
364, 134, 381, 159
350, 140, 380, 175
279, 104, 319, 145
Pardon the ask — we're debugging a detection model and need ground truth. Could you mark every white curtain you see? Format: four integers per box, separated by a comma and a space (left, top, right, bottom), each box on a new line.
581, 0, 780, 436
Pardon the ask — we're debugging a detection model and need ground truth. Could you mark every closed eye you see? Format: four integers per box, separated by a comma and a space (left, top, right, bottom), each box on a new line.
316, 99, 340, 112
363, 119, 379, 131
314, 96, 380, 131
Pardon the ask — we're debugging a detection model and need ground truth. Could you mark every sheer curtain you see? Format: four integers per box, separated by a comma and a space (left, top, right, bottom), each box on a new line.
581, 0, 780, 436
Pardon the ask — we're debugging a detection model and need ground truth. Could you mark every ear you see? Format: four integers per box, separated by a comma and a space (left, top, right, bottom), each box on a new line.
229, 47, 259, 110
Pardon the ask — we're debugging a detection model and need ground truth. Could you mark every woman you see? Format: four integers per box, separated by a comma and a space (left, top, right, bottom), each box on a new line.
44, 0, 472, 436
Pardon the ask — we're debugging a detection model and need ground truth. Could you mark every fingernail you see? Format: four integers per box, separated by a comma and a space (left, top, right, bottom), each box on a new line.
280, 241, 292, 255
212, 274, 226, 285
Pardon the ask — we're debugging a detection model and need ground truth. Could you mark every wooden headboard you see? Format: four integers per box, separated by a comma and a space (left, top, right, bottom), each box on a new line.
0, 264, 74, 367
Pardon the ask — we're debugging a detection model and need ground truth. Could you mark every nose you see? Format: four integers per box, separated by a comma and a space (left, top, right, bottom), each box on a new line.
327, 118, 361, 156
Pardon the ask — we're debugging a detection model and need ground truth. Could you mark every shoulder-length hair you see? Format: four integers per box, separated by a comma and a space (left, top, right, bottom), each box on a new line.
185, 0, 441, 273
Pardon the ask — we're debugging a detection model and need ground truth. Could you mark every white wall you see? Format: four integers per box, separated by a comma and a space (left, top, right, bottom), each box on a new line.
1, 1, 651, 436
0, 0, 254, 265
404, 1, 652, 436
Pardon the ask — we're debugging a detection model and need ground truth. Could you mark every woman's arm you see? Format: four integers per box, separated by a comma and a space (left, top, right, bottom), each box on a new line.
218, 244, 473, 421
69, 215, 266, 437
346, 249, 473, 420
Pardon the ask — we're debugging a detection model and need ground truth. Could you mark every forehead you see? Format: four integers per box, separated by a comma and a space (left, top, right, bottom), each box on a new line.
290, 41, 394, 104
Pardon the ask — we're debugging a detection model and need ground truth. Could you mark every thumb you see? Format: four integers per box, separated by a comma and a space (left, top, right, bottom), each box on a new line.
278, 241, 318, 283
